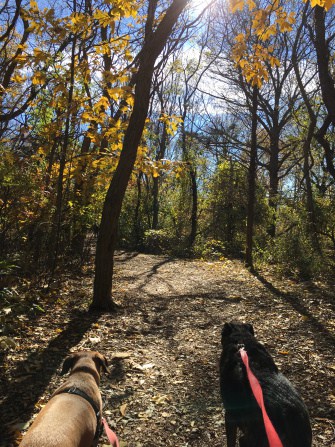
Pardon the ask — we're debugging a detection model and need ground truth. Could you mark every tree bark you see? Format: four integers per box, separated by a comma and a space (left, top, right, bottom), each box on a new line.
314, 116, 335, 180
152, 176, 160, 230
314, 6, 335, 125
91, 0, 188, 311
189, 165, 198, 247
268, 126, 280, 238
245, 87, 258, 268
303, 120, 321, 254
153, 120, 168, 229
312, 7, 335, 178
49, 34, 77, 272
134, 171, 143, 245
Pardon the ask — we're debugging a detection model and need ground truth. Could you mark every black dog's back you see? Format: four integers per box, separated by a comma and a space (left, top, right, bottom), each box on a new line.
220, 322, 312, 447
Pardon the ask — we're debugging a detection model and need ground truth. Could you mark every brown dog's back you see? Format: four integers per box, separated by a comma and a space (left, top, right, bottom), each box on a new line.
19, 351, 108, 447
20, 394, 96, 447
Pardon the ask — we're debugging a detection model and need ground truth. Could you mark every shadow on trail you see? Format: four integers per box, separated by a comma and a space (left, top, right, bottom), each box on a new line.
129, 290, 232, 303
1, 309, 100, 446
115, 254, 176, 295
115, 251, 141, 263
135, 256, 176, 294
140, 257, 175, 280
253, 271, 335, 349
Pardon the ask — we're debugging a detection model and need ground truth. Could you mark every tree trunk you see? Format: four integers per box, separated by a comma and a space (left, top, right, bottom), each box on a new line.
152, 121, 168, 229
303, 120, 321, 254
268, 128, 280, 238
48, 36, 76, 272
313, 8, 335, 178
91, 0, 188, 311
152, 176, 159, 230
314, 116, 335, 180
134, 171, 143, 245
189, 166, 198, 247
180, 113, 198, 249
314, 6, 335, 125
245, 87, 258, 268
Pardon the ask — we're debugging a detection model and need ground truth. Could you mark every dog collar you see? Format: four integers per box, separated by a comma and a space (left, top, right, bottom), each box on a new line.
60, 386, 102, 439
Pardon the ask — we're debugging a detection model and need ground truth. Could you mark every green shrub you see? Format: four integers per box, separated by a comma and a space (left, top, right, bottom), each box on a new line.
257, 225, 323, 279
196, 238, 226, 260
142, 229, 175, 254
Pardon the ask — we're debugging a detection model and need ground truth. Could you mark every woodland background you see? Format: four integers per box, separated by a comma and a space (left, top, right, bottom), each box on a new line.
1, 0, 335, 309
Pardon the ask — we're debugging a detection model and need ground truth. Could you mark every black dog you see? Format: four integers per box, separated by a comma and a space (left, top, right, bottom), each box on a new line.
220, 322, 312, 447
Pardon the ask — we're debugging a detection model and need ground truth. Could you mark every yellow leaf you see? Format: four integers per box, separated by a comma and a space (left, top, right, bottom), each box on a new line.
30, 0, 38, 11
260, 24, 277, 41
32, 71, 46, 85
107, 87, 123, 101
34, 48, 48, 62
323, 0, 335, 9
120, 403, 127, 416
229, 0, 245, 12
310, 0, 325, 7
93, 9, 114, 27
235, 33, 245, 43
277, 17, 294, 33
118, 74, 129, 83
246, 0, 256, 9
125, 95, 134, 107
94, 96, 110, 112
16, 54, 27, 63
269, 56, 280, 67
12, 74, 25, 83
82, 111, 94, 122
130, 7, 138, 18
288, 12, 296, 24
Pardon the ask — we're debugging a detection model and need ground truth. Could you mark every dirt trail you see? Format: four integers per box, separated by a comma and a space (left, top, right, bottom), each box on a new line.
1, 252, 334, 446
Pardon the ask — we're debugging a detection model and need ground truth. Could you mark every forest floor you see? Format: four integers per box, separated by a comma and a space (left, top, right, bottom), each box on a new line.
1, 251, 335, 446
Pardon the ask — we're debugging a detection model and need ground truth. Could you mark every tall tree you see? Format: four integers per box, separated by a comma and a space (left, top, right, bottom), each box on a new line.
312, 4, 335, 179
92, 0, 189, 311
245, 86, 258, 268
291, 2, 323, 253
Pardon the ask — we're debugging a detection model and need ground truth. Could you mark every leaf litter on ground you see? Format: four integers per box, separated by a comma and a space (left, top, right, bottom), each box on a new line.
0, 252, 334, 446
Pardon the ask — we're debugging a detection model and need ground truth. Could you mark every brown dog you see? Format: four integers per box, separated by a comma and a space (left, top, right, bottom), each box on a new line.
20, 351, 109, 447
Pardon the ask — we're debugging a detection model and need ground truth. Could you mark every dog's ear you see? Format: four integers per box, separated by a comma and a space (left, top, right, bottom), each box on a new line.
245, 323, 254, 335
222, 322, 233, 336
61, 353, 78, 375
221, 322, 233, 344
94, 353, 109, 374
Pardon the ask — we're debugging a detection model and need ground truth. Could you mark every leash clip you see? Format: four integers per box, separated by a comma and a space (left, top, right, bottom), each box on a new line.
67, 386, 78, 394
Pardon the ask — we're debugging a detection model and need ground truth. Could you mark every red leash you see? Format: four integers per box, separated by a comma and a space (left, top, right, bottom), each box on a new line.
239, 348, 284, 447
102, 417, 120, 447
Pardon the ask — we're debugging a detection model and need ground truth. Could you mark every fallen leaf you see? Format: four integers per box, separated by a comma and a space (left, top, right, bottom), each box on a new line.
120, 403, 127, 416
161, 412, 171, 418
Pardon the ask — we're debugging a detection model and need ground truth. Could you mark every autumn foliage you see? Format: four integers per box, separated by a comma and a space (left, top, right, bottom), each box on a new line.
1, 0, 335, 286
